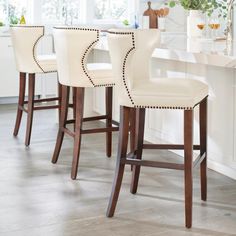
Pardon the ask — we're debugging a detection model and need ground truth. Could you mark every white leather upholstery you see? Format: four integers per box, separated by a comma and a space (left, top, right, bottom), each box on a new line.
10, 26, 57, 73
36, 54, 57, 73
87, 63, 114, 86
53, 27, 115, 88
108, 29, 208, 109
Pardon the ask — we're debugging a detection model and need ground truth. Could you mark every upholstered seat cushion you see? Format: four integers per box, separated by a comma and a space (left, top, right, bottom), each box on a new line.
131, 78, 208, 109
36, 54, 57, 73
87, 63, 115, 86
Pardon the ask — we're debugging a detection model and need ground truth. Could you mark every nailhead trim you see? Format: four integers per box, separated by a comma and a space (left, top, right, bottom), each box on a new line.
134, 105, 193, 110
108, 31, 198, 110
108, 31, 135, 105
33, 27, 46, 73
94, 83, 115, 87
54, 27, 115, 87
10, 25, 44, 28
53, 26, 99, 32
81, 29, 99, 86
11, 25, 49, 73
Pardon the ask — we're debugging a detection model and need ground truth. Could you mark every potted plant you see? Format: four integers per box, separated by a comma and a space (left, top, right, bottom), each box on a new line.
166, 0, 218, 37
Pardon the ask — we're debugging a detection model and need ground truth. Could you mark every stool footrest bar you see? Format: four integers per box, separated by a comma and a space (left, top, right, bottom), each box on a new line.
193, 153, 206, 168
122, 158, 184, 170
19, 105, 28, 113
61, 127, 75, 138
24, 97, 60, 104
33, 105, 60, 110
143, 144, 200, 150
112, 120, 119, 126
83, 115, 108, 122
81, 127, 119, 134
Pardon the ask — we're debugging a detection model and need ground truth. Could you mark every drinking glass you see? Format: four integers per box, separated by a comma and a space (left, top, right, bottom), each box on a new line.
196, 18, 205, 38
208, 18, 220, 40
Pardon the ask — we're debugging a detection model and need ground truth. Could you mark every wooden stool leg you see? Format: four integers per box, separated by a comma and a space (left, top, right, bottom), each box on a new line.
72, 87, 77, 120
129, 108, 137, 171
130, 108, 145, 194
52, 85, 70, 164
57, 80, 62, 123
184, 109, 194, 228
129, 108, 136, 153
107, 106, 130, 217
106, 87, 113, 157
200, 98, 207, 201
25, 73, 35, 146
71, 88, 85, 180
13, 72, 26, 136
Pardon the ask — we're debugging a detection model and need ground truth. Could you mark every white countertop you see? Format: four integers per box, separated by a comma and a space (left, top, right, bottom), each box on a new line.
95, 33, 236, 68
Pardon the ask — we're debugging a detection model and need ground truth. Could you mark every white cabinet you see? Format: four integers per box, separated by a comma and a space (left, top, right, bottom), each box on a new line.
0, 36, 20, 97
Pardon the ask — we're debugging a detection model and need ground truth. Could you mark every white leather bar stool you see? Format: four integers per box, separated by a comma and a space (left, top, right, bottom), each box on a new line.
10, 25, 60, 146
106, 29, 209, 228
52, 27, 119, 180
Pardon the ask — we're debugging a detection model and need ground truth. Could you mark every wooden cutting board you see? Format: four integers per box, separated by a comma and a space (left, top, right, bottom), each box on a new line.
143, 1, 158, 29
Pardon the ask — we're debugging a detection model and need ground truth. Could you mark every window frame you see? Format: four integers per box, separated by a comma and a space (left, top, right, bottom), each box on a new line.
0, 0, 138, 26
36, 0, 137, 26
0, 0, 32, 25
90, 0, 137, 25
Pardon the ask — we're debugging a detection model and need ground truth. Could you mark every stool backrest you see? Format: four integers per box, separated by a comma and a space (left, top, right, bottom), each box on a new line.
53, 27, 100, 87
108, 29, 160, 107
10, 26, 45, 73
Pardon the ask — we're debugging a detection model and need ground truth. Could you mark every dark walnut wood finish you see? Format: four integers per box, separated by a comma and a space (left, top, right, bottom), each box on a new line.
107, 98, 208, 229
52, 86, 119, 180
13, 72, 62, 146
143, 1, 158, 29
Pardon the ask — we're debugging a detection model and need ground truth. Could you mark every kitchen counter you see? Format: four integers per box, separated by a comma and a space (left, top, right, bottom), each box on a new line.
95, 33, 236, 68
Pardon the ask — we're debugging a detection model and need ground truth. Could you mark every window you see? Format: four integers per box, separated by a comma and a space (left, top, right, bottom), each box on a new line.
41, 0, 134, 25
94, 0, 128, 20
0, 0, 135, 26
42, 0, 80, 25
0, 0, 7, 23
0, 0, 29, 25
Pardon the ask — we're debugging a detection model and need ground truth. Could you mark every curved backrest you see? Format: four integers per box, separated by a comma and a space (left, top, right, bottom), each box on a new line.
108, 29, 160, 107
53, 27, 100, 87
10, 25, 45, 73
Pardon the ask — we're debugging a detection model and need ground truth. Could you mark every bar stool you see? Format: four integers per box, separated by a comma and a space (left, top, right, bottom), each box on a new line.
10, 25, 60, 146
106, 29, 208, 228
52, 27, 119, 180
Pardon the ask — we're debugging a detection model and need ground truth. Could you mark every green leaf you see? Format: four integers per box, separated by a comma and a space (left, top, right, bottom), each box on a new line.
169, 1, 176, 8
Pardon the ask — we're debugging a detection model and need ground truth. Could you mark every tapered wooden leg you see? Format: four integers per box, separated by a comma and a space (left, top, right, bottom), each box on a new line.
184, 109, 194, 229
52, 85, 70, 164
25, 74, 35, 146
72, 87, 77, 120
200, 98, 207, 201
72, 87, 77, 132
13, 72, 26, 136
106, 87, 113, 157
130, 108, 145, 194
57, 80, 62, 123
107, 106, 130, 217
71, 88, 85, 180
129, 108, 136, 171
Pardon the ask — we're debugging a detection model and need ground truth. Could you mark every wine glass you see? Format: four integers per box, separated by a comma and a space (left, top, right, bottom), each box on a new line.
196, 18, 205, 38
208, 18, 220, 40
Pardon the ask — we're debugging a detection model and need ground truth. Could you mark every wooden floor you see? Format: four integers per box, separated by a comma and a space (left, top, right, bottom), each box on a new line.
0, 104, 236, 236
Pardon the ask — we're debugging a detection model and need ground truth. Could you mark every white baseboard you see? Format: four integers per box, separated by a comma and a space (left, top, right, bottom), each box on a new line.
207, 160, 236, 180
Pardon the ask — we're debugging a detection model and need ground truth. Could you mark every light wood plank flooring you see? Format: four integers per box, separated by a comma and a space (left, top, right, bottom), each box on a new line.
0, 104, 236, 236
